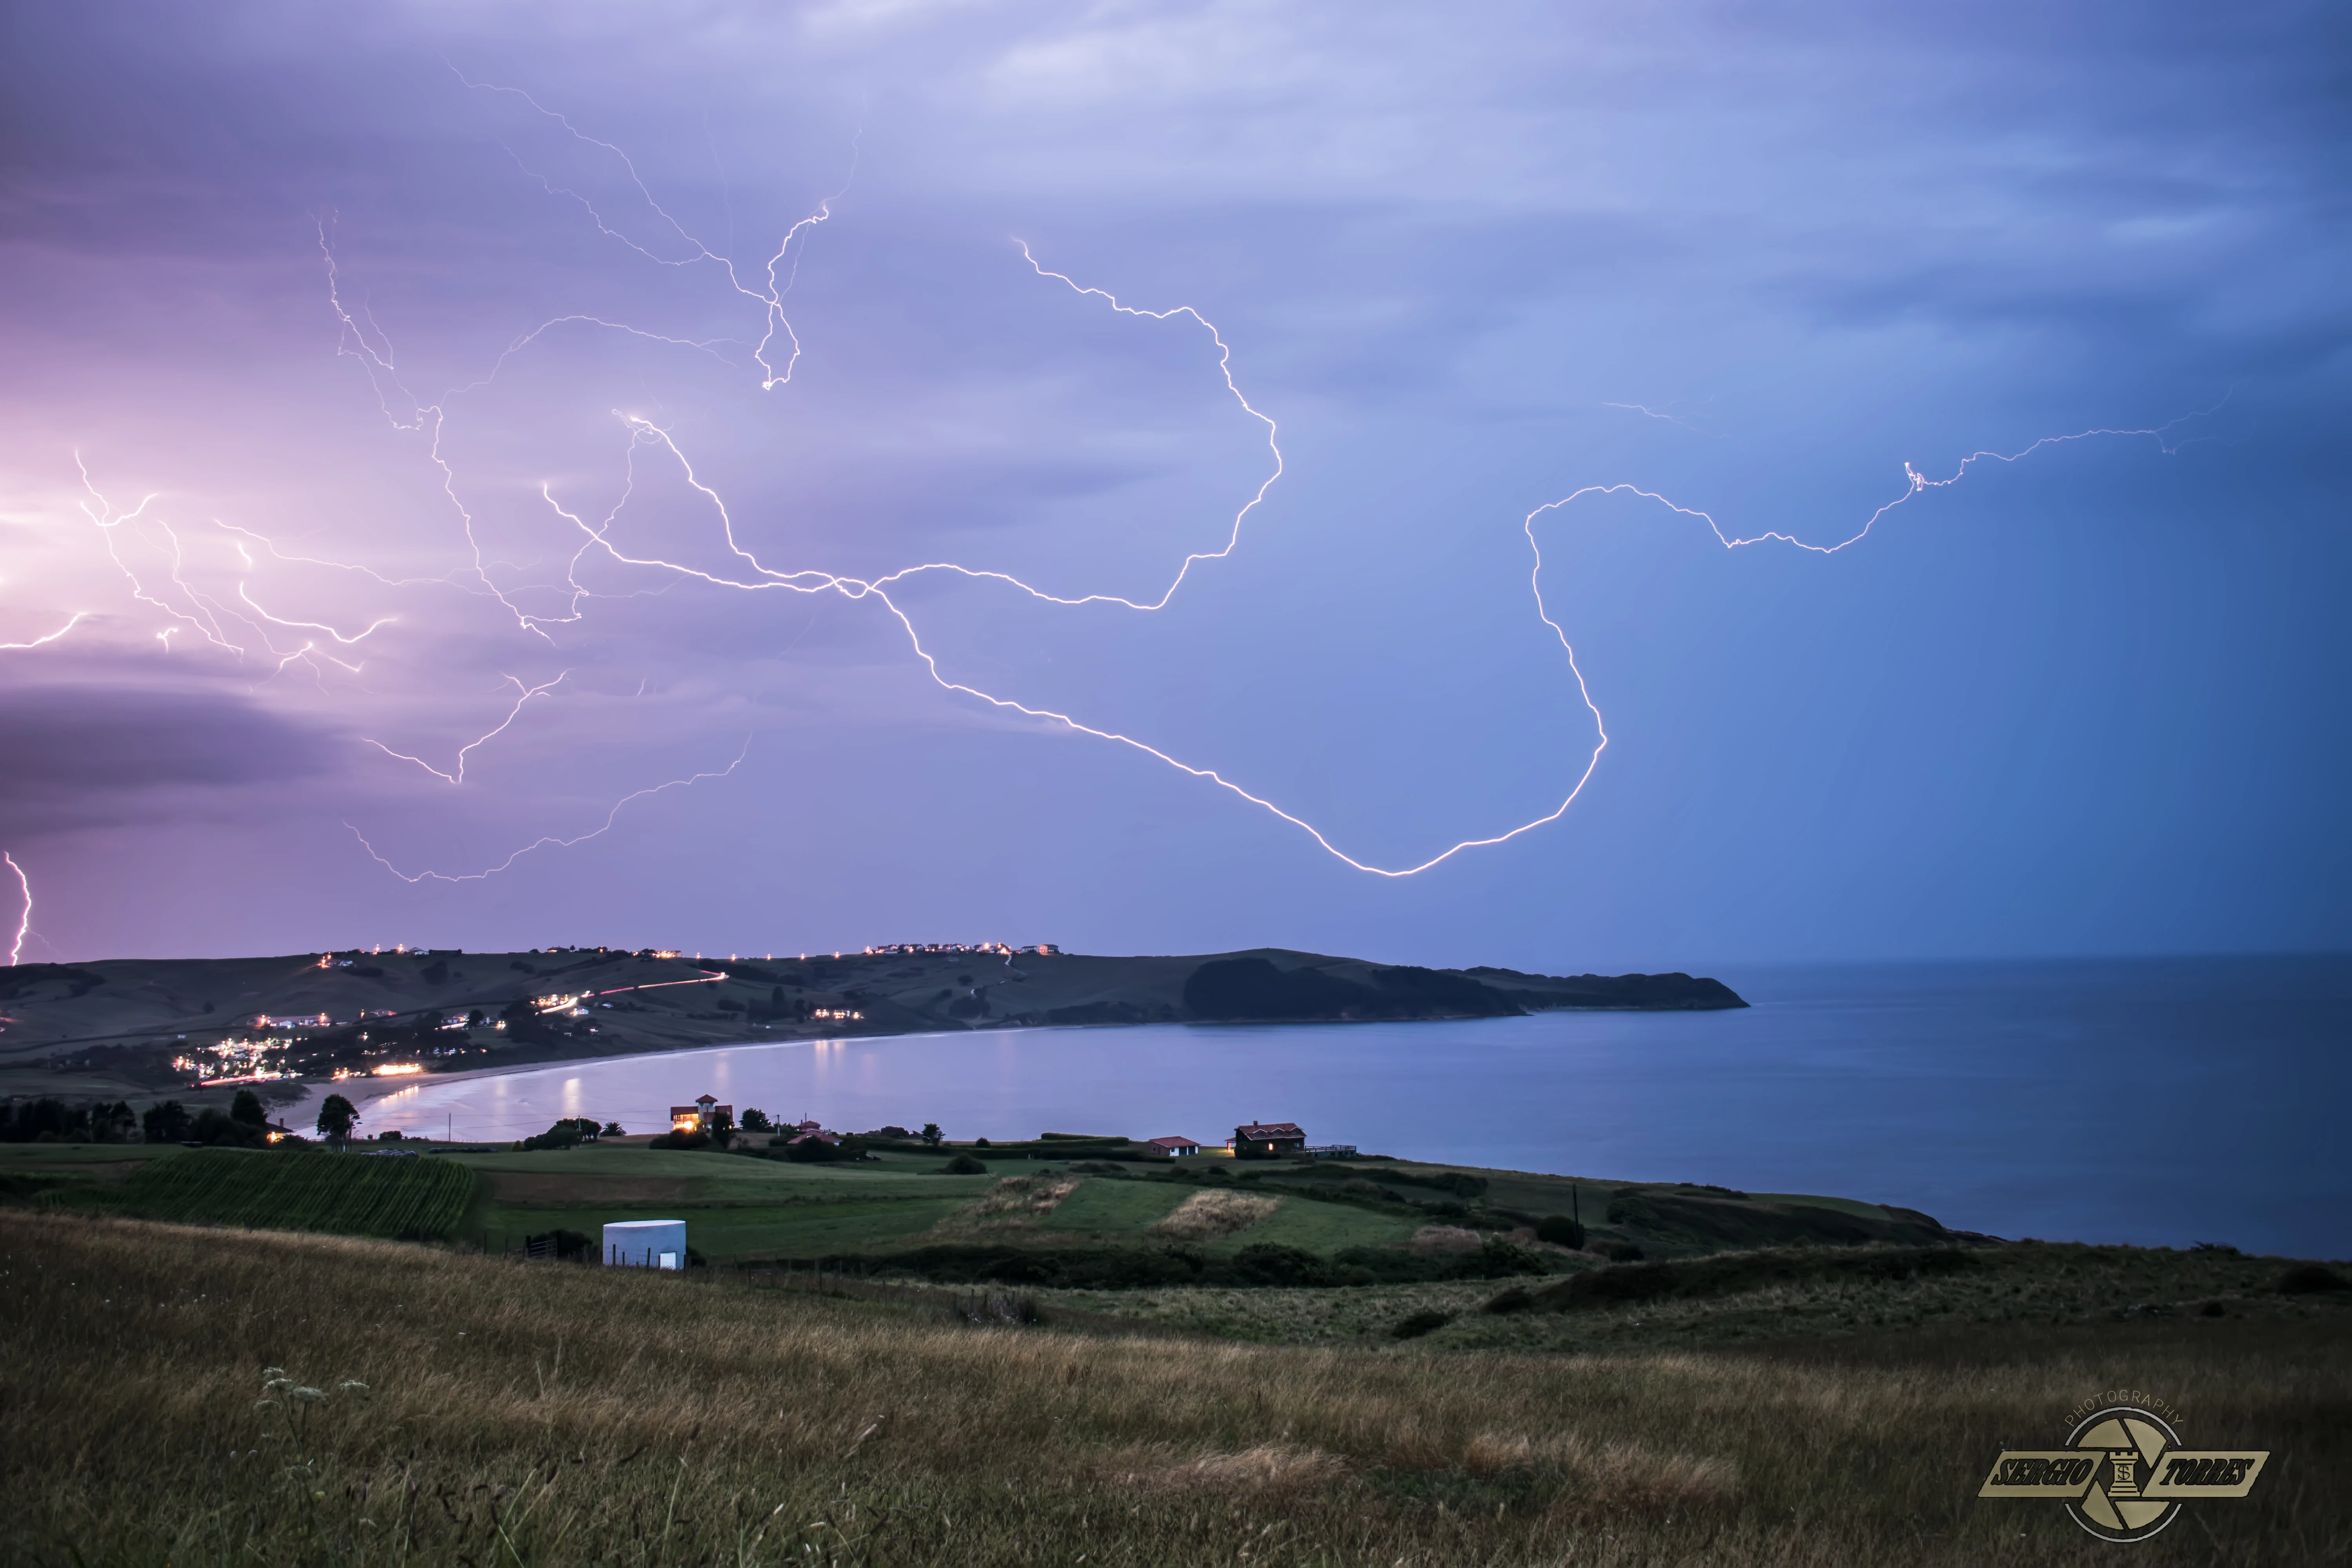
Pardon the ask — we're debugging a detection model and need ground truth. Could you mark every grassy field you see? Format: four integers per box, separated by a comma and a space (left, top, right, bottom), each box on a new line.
3, 1209, 2344, 1566
95, 1149, 477, 1240
420, 1140, 1949, 1272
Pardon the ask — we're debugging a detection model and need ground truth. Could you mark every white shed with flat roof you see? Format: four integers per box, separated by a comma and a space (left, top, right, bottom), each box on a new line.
603, 1219, 687, 1269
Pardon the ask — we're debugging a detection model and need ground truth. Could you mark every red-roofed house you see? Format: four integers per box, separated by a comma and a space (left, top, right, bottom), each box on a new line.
1231, 1122, 1306, 1157
1145, 1135, 1201, 1158
670, 1094, 733, 1134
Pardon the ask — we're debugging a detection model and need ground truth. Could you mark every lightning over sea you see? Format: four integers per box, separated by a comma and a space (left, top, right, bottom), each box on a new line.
9, 82, 2222, 890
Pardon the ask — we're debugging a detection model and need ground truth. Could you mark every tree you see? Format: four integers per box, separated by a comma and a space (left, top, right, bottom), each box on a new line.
739, 1108, 772, 1132
143, 1100, 191, 1143
601, 1120, 626, 1137
191, 1107, 263, 1147
920, 1123, 943, 1147
316, 1093, 360, 1145
499, 997, 555, 1045
229, 1089, 269, 1130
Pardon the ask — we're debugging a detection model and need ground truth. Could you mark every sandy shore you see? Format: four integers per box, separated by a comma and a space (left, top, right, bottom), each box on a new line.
278, 1027, 985, 1129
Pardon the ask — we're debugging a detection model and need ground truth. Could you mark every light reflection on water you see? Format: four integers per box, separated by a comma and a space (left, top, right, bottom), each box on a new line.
345, 956, 2348, 1256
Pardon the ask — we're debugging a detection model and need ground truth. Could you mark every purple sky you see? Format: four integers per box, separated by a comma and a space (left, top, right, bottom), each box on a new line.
1, 2, 2345, 969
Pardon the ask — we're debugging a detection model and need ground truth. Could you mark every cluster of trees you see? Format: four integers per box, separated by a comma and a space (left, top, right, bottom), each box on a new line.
517, 1116, 617, 1151
1, 1088, 412, 1151
0, 1097, 137, 1142
0, 1094, 295, 1147
139, 1091, 279, 1147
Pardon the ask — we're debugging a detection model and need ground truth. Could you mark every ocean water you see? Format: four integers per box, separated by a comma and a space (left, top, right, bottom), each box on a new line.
356, 954, 2350, 1257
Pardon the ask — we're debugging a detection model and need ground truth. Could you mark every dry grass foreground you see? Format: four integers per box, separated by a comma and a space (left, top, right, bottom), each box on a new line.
1152, 1189, 1281, 1240
3, 1212, 2345, 1567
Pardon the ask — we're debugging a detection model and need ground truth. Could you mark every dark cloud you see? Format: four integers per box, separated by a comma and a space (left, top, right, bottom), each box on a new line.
0, 685, 339, 830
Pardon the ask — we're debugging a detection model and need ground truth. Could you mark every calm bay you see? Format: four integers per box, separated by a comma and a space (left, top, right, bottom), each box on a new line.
353, 953, 2349, 1257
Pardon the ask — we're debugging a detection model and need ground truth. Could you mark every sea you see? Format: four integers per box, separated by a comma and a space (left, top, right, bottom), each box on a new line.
351, 954, 2350, 1258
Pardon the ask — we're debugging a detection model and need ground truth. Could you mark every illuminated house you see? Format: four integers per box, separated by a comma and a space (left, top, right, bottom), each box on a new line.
668, 1093, 732, 1134
1231, 1122, 1307, 1156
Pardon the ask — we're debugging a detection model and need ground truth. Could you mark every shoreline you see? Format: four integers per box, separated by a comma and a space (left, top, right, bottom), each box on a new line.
294, 1008, 1593, 1133
297, 1010, 1519, 1115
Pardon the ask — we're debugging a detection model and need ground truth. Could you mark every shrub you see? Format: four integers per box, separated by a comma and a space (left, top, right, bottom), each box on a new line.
1536, 1214, 1586, 1248
1229, 1244, 1325, 1287
940, 1153, 987, 1175
2279, 1262, 2349, 1294
1475, 1237, 1548, 1276
1391, 1309, 1454, 1339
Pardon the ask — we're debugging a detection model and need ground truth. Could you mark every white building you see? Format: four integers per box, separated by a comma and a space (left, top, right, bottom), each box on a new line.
603, 1219, 688, 1269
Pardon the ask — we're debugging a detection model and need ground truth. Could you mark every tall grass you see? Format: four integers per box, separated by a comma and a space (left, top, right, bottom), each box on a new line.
1151, 1189, 1280, 1240
938, 1174, 1082, 1231
2, 1211, 2343, 1566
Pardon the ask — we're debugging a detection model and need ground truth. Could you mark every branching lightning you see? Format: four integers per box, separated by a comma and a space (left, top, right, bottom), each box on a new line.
362, 673, 569, 785
26, 85, 2220, 893
345, 739, 750, 883
515, 266, 2207, 877
71, 456, 405, 681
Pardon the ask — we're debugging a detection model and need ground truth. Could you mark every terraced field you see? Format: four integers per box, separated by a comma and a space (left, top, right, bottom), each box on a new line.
103, 1149, 475, 1239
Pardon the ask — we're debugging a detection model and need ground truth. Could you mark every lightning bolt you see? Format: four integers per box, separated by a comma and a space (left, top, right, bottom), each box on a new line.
346, 739, 750, 882
1560, 401, 2230, 560
524, 254, 2211, 877
41, 89, 2221, 891
72, 457, 404, 682
3, 853, 31, 966
0, 612, 90, 652
361, 672, 569, 785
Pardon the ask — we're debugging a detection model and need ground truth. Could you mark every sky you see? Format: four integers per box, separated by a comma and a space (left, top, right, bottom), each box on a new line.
0, 0, 2345, 971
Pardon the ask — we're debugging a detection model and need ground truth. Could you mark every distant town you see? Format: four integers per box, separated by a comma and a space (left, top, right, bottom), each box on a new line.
0, 943, 1747, 1108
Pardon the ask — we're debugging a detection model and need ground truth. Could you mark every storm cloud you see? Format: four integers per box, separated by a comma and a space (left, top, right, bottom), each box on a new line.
0, 0, 2343, 962
0, 684, 339, 831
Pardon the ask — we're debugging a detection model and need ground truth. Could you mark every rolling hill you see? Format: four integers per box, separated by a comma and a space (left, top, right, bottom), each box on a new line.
0, 944, 1744, 1102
